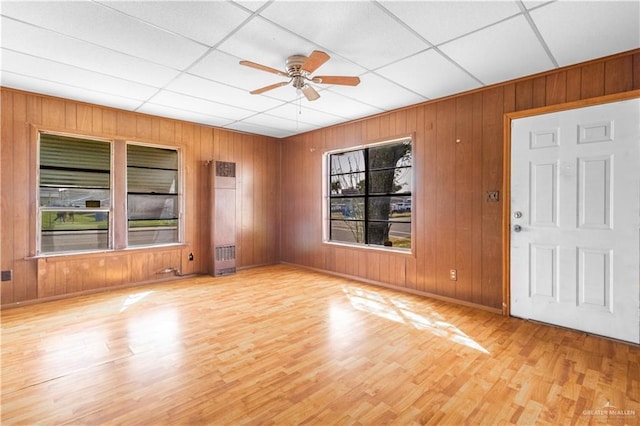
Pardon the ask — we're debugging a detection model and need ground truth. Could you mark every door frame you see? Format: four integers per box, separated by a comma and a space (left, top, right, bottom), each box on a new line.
501, 89, 640, 317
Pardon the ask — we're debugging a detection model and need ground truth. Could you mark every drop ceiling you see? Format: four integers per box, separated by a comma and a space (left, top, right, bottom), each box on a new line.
1, 1, 638, 138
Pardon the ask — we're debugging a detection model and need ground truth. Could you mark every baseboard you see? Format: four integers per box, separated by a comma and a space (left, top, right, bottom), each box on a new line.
279, 261, 502, 315
0, 273, 197, 310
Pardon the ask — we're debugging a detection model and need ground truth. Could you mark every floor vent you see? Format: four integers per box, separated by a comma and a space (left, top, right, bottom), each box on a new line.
215, 245, 236, 262
214, 244, 236, 276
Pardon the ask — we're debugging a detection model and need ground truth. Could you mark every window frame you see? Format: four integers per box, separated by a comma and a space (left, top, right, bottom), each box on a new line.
323, 136, 414, 254
125, 141, 183, 248
34, 130, 184, 257
36, 131, 115, 255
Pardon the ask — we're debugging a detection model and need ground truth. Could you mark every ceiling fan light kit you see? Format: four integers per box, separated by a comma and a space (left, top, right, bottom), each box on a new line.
240, 50, 360, 101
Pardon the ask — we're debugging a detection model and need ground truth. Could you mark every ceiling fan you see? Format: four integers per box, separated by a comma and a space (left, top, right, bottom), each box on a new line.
239, 50, 360, 101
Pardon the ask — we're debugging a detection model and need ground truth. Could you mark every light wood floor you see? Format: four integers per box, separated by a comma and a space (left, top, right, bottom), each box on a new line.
1, 264, 638, 425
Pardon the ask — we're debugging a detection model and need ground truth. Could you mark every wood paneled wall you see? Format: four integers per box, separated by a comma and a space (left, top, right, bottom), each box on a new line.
0, 89, 281, 306
280, 49, 640, 311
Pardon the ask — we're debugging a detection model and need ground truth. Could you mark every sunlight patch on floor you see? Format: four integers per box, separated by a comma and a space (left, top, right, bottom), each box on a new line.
342, 286, 489, 354
125, 308, 182, 355
120, 291, 153, 313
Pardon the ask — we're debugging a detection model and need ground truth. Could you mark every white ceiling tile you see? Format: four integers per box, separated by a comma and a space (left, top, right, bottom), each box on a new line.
136, 102, 235, 128
223, 121, 296, 138
231, 1, 270, 13
300, 91, 384, 121
189, 50, 281, 91
167, 73, 284, 111
217, 16, 319, 71
1, 17, 179, 87
376, 50, 481, 100
440, 15, 554, 85
521, 1, 556, 10
379, 0, 521, 45
260, 1, 428, 69
144, 91, 256, 121
96, 1, 251, 47
1, 1, 208, 69
241, 112, 320, 134
1, 71, 144, 111
1, 49, 158, 100
530, 1, 640, 67
328, 72, 427, 110
267, 103, 348, 128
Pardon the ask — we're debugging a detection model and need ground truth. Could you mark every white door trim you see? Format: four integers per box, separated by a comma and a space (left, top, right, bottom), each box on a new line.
501, 90, 640, 317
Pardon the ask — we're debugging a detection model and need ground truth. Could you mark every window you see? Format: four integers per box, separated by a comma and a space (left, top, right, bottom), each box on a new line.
37, 133, 182, 255
327, 138, 412, 250
127, 144, 179, 246
38, 133, 111, 254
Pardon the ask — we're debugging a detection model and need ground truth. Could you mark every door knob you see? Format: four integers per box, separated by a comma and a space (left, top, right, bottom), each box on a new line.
513, 211, 522, 218
514, 224, 522, 232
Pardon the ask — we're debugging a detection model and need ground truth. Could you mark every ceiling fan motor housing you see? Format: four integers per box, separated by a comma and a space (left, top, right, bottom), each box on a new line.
286, 55, 307, 75
287, 55, 310, 88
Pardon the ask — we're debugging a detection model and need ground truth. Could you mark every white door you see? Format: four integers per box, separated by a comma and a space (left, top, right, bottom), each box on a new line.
510, 98, 640, 344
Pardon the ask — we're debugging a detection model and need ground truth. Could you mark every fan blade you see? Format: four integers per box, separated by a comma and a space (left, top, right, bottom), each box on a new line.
301, 84, 320, 101
302, 50, 330, 74
240, 60, 289, 77
250, 81, 290, 95
312, 76, 360, 86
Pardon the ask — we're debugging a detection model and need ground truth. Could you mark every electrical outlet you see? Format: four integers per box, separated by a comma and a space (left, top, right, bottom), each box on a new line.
449, 269, 457, 281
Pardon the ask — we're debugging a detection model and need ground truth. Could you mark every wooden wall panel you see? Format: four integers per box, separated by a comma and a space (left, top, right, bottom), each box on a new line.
580, 62, 605, 98
1, 90, 15, 304
604, 55, 633, 94
454, 95, 474, 301
480, 87, 505, 309
566, 68, 582, 102
515, 80, 533, 111
470, 92, 484, 305
102, 109, 117, 136
196, 129, 213, 273
238, 134, 250, 266
280, 49, 639, 311
545, 72, 567, 105
420, 104, 438, 295
402, 108, 418, 289
435, 99, 456, 299
1, 88, 281, 306
310, 131, 325, 271
180, 123, 197, 276
531, 76, 546, 108
77, 104, 93, 133
634, 52, 640, 89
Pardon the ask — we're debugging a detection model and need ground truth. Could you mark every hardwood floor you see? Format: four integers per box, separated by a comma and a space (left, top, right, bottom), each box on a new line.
1, 264, 638, 425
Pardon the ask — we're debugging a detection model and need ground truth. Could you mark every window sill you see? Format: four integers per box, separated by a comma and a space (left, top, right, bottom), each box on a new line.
28, 243, 188, 261
323, 240, 414, 257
